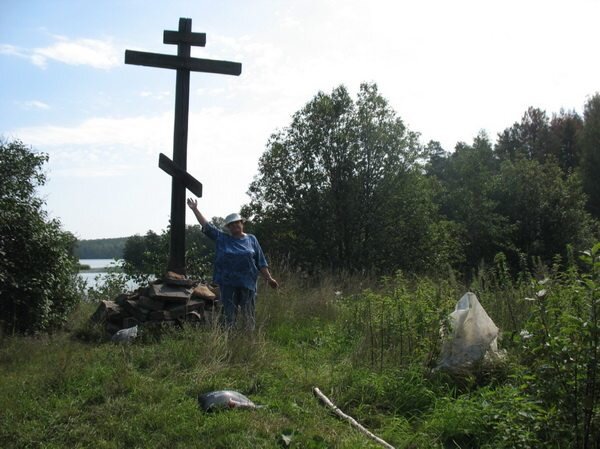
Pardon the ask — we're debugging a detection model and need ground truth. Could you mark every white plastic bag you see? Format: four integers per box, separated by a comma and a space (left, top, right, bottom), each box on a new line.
437, 292, 499, 372
111, 325, 138, 343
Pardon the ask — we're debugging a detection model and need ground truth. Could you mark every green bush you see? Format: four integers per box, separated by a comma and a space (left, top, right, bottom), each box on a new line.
518, 243, 600, 447
122, 225, 214, 280
0, 139, 81, 334
337, 274, 459, 369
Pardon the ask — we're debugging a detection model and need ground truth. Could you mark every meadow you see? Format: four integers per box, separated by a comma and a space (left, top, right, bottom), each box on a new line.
1, 247, 598, 449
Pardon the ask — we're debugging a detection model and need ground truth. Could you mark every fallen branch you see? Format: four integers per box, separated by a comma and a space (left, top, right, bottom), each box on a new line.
312, 387, 396, 449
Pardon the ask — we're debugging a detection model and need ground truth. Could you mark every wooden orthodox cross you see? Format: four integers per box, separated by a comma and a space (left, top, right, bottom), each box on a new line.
125, 18, 241, 274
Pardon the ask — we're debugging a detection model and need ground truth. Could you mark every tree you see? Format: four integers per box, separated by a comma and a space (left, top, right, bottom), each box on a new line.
548, 109, 583, 172
496, 107, 553, 163
0, 139, 80, 334
245, 83, 447, 273
122, 224, 217, 280
496, 106, 585, 174
579, 94, 600, 217
429, 132, 509, 269
427, 128, 594, 272
494, 157, 594, 264
246, 85, 357, 270
75, 237, 127, 259
424, 140, 448, 180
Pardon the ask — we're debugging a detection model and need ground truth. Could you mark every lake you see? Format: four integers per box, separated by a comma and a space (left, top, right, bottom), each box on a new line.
80, 258, 121, 270
78, 259, 137, 291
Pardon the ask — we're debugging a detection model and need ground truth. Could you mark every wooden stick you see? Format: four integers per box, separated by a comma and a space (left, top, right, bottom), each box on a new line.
312, 387, 396, 449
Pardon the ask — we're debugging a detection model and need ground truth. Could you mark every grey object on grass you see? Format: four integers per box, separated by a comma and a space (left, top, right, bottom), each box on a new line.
111, 325, 138, 343
198, 390, 258, 411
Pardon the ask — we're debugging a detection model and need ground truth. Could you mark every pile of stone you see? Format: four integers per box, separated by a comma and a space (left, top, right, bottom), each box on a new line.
91, 273, 220, 335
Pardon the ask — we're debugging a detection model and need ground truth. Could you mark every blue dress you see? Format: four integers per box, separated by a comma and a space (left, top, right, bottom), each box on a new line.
202, 222, 268, 291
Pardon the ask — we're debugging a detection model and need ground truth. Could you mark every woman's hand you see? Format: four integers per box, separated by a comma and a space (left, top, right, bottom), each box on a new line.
267, 278, 279, 289
260, 267, 278, 289
187, 198, 208, 226
187, 198, 198, 210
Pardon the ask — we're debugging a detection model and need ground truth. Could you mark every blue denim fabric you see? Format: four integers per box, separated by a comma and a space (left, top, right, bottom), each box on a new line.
220, 285, 256, 330
202, 223, 268, 292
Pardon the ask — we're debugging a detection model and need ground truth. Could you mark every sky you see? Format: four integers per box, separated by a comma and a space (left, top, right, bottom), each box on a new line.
1, 0, 599, 240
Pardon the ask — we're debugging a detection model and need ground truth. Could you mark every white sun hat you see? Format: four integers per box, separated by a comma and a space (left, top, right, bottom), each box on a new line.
224, 213, 244, 226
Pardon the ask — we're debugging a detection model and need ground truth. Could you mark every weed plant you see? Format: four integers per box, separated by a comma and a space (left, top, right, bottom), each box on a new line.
1, 247, 598, 448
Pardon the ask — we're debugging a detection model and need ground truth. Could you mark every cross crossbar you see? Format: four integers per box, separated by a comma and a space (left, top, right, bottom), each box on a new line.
125, 50, 241, 75
163, 30, 206, 46
158, 153, 203, 198
124, 17, 241, 274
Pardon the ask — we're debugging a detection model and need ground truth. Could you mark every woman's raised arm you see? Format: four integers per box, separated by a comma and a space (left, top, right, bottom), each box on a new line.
187, 198, 208, 226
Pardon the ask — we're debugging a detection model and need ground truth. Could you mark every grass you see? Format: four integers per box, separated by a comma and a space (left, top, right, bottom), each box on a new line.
0, 266, 595, 448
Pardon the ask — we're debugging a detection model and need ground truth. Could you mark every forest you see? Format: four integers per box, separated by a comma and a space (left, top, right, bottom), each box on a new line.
75, 237, 128, 259
123, 84, 600, 279
243, 83, 599, 276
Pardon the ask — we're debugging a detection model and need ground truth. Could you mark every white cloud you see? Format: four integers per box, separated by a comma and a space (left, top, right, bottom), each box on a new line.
195, 0, 600, 151
196, 87, 226, 97
51, 164, 137, 178
140, 90, 171, 100
0, 36, 119, 69
13, 113, 172, 149
19, 100, 51, 110
0, 44, 22, 56
10, 104, 277, 226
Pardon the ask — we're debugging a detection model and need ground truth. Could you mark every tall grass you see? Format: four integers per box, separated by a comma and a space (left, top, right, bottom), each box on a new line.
1, 251, 598, 448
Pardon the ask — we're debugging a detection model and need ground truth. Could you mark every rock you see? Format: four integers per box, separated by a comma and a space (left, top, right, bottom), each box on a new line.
114, 293, 129, 306
122, 316, 141, 329
90, 300, 124, 323
148, 309, 189, 321
135, 286, 149, 297
163, 272, 195, 287
90, 281, 217, 335
147, 299, 203, 321
163, 279, 197, 288
148, 310, 173, 321
113, 291, 139, 305
208, 283, 220, 298
165, 298, 204, 314
184, 310, 204, 323
122, 300, 149, 322
203, 297, 219, 310
105, 322, 122, 336
192, 284, 216, 301
136, 295, 164, 311
148, 283, 193, 301
164, 278, 195, 287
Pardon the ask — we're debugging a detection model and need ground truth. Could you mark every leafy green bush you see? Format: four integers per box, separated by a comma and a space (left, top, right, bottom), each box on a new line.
421, 385, 549, 449
337, 274, 459, 369
0, 139, 81, 334
84, 269, 133, 303
518, 243, 600, 448
122, 225, 214, 280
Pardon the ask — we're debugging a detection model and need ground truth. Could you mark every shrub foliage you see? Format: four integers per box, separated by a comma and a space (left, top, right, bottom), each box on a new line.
0, 139, 80, 334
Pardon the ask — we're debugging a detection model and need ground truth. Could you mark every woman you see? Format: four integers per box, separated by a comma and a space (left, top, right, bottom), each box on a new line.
187, 197, 278, 329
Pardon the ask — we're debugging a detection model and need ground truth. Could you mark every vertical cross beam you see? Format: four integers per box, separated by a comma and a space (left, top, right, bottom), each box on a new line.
169, 17, 192, 274
124, 18, 241, 276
